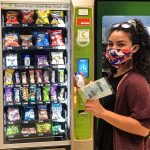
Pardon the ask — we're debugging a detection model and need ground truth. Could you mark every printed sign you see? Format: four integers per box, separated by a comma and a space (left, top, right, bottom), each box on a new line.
77, 29, 89, 43
78, 8, 89, 16
76, 18, 91, 26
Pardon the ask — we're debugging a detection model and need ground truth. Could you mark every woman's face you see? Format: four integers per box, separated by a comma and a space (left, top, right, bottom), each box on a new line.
108, 30, 133, 49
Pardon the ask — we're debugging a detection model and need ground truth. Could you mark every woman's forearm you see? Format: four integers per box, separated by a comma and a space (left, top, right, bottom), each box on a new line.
102, 110, 149, 137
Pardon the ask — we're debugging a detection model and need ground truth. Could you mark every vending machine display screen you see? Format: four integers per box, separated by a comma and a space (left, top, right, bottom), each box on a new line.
78, 58, 89, 78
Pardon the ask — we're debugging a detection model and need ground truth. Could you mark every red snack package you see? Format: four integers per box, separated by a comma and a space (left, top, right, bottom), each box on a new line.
48, 30, 65, 46
35, 70, 43, 84
6, 11, 20, 24
21, 10, 34, 24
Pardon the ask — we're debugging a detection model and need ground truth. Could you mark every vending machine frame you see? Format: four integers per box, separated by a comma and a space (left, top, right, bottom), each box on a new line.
0, 0, 72, 149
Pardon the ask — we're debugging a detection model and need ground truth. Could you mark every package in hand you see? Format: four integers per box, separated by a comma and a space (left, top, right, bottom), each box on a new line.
78, 77, 113, 102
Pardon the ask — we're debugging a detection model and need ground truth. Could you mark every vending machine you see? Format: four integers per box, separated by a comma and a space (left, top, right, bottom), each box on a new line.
0, 0, 71, 149
0, 0, 95, 149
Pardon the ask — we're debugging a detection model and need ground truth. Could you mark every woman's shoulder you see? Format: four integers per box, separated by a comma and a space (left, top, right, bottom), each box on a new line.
124, 71, 149, 87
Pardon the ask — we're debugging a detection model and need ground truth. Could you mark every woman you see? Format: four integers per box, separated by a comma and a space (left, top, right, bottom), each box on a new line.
85, 19, 150, 150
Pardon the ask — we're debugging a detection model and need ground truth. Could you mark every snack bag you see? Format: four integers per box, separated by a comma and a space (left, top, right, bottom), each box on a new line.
6, 11, 20, 24
50, 11, 65, 25
37, 55, 49, 66
24, 54, 30, 66
7, 107, 20, 122
6, 125, 20, 136
34, 32, 49, 46
21, 126, 36, 134
51, 52, 64, 65
38, 105, 48, 120
20, 35, 33, 47
24, 106, 35, 121
52, 122, 65, 134
36, 123, 51, 133
21, 10, 34, 24
35, 10, 50, 24
48, 30, 65, 46
51, 103, 65, 122
6, 54, 18, 67
5, 33, 20, 47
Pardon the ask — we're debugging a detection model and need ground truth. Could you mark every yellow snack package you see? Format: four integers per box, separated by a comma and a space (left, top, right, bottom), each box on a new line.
5, 69, 14, 85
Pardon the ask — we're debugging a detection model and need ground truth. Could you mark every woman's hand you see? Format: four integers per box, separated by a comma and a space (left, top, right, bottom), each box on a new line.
73, 72, 89, 87
85, 99, 106, 118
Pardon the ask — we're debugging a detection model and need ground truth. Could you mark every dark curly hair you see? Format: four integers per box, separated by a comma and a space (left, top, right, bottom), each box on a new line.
106, 19, 150, 82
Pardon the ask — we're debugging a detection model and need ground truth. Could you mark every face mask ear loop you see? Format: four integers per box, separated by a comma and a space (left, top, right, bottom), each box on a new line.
131, 45, 136, 50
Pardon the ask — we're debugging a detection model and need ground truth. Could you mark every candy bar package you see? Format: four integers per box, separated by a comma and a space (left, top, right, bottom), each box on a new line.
5, 69, 14, 86
21, 87, 29, 102
43, 86, 50, 102
78, 77, 113, 102
21, 71, 28, 84
29, 70, 35, 84
29, 86, 36, 102
14, 88, 21, 103
50, 85, 57, 101
5, 87, 13, 103
43, 70, 50, 84
36, 87, 42, 102
35, 69, 43, 84
57, 69, 65, 83
50, 70, 56, 83
14, 71, 21, 84
57, 87, 65, 101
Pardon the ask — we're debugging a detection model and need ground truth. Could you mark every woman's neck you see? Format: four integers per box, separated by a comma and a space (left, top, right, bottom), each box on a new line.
114, 62, 133, 77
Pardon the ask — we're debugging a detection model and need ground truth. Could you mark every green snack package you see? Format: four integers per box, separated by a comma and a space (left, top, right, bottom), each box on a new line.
43, 86, 50, 102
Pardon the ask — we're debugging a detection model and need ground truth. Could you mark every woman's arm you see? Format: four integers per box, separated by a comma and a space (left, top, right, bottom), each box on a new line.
85, 100, 149, 137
